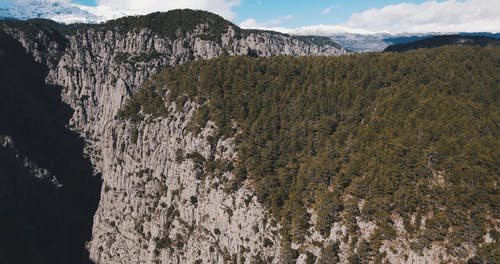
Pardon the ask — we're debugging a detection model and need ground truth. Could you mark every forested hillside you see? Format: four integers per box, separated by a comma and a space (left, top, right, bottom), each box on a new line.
0, 9, 348, 263
0, 9, 341, 50
120, 46, 499, 262
384, 35, 500, 52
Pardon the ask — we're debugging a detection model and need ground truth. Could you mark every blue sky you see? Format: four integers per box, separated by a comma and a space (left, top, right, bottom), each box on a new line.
72, 0, 430, 28
233, 0, 430, 28
2, 0, 499, 33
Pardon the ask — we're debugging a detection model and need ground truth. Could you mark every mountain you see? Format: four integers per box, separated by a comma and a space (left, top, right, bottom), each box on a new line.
323, 33, 391, 52
119, 47, 500, 264
0, 29, 100, 264
0, 9, 498, 264
0, 0, 132, 24
0, 0, 99, 23
0, 9, 345, 264
2, 1, 499, 53
289, 26, 500, 52
384, 35, 500, 52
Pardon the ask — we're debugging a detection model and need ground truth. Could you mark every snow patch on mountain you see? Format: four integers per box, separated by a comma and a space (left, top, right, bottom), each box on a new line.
290, 24, 383, 36
0, 0, 132, 24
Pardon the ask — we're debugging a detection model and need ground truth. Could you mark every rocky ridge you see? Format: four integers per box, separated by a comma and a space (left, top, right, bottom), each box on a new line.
1, 10, 485, 264
1, 10, 346, 263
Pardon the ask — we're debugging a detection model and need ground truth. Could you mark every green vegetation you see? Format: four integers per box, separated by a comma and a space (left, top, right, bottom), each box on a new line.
243, 29, 342, 48
2, 10, 235, 43
318, 242, 340, 263
120, 46, 499, 258
384, 35, 500, 52
0, 9, 238, 42
0, 18, 70, 53
117, 83, 167, 121
294, 35, 343, 48
1, 9, 343, 49
96, 9, 239, 42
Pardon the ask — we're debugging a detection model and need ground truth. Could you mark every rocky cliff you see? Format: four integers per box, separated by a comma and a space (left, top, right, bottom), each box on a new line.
0, 30, 100, 263
2, 10, 496, 264
0, 10, 346, 264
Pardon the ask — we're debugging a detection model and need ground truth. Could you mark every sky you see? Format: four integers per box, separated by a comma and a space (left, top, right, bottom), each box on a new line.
1, 0, 499, 34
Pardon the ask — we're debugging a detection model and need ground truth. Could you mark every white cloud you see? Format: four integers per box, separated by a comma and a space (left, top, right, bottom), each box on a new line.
291, 24, 381, 35
242, 0, 500, 35
321, 6, 334, 15
4, 0, 62, 3
239, 18, 291, 33
3, 0, 499, 34
239, 14, 294, 32
239, 14, 380, 35
0, 0, 241, 23
345, 0, 500, 33
95, 0, 240, 20
77, 4, 134, 21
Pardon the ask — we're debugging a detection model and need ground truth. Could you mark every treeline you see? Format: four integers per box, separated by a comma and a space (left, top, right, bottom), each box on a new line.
1, 9, 340, 47
0, 10, 235, 43
120, 46, 499, 261
384, 35, 500, 52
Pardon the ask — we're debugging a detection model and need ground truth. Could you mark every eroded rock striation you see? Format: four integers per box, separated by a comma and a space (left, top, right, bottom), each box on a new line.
2, 10, 494, 264
0, 10, 346, 263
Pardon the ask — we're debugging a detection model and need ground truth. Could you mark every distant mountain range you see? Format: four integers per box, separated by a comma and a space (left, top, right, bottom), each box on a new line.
317, 32, 500, 53
0, 0, 132, 24
1, 0, 499, 53
384, 35, 500, 52
1, 7, 499, 264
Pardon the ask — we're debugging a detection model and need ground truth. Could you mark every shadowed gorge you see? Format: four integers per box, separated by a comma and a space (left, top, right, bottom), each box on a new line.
0, 31, 101, 263
0, 10, 347, 263
0, 7, 498, 263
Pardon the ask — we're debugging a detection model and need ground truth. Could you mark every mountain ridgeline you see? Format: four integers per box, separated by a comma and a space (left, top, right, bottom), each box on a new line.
0, 31, 100, 264
121, 46, 499, 263
0, 9, 344, 52
0, 9, 346, 264
0, 8, 499, 264
384, 35, 500, 52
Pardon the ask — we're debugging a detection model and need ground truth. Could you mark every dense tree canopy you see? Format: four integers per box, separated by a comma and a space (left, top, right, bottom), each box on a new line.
384, 35, 500, 52
1, 9, 340, 47
120, 46, 499, 260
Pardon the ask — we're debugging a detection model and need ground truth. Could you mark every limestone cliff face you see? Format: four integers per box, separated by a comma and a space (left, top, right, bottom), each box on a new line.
0, 30, 100, 263
0, 14, 345, 263
54, 26, 345, 144
89, 103, 280, 263
1, 15, 476, 263
3, 22, 346, 141
1, 13, 471, 264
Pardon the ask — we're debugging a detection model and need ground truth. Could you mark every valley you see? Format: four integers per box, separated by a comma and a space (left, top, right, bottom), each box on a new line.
0, 8, 498, 264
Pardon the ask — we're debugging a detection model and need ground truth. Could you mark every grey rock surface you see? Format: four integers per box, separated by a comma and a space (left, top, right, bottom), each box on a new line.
1, 16, 472, 263
0, 18, 344, 263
